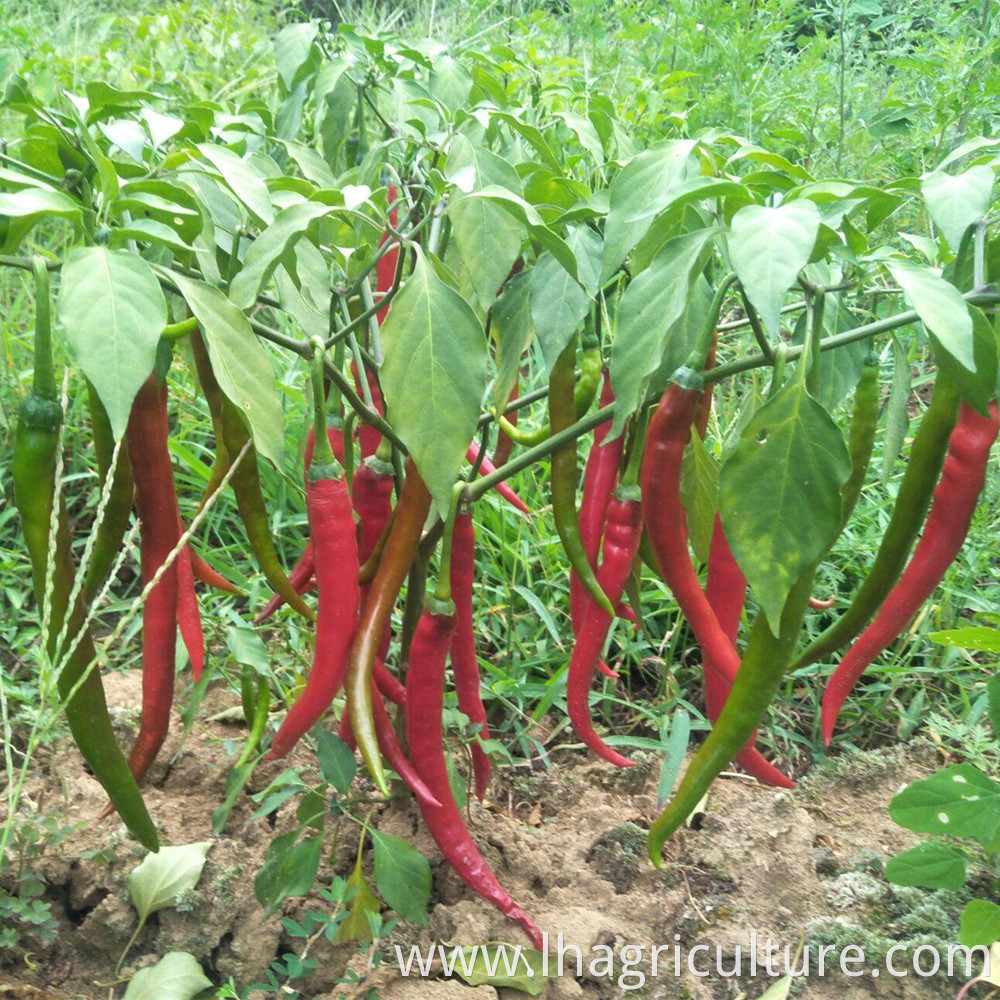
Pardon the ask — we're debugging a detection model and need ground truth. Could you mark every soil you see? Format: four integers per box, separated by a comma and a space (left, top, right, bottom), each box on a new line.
0, 671, 972, 1000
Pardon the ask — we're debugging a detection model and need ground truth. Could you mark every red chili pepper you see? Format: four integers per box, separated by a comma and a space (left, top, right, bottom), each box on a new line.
269, 430, 359, 759
466, 443, 530, 515
187, 545, 243, 595
376, 185, 400, 325
571, 375, 622, 635
823, 401, 1000, 744
372, 686, 439, 808
123, 376, 181, 784
406, 605, 543, 948
450, 511, 492, 800
374, 659, 406, 706
703, 515, 794, 788
352, 360, 385, 460
567, 490, 642, 768
642, 380, 793, 788
175, 539, 205, 681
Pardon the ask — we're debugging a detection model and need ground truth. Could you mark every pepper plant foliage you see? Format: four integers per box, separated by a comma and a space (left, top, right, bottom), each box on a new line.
3, 15, 1000, 930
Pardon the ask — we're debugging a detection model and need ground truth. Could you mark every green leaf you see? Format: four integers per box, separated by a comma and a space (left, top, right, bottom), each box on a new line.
449, 189, 522, 311
336, 848, 380, 944
254, 832, 322, 915
882, 336, 911, 480
380, 251, 487, 518
315, 729, 356, 796
884, 841, 968, 890
609, 231, 716, 437
0, 188, 81, 249
729, 201, 821, 337
371, 830, 431, 925
888, 259, 974, 373
452, 946, 545, 995
196, 144, 273, 226
719, 379, 851, 633
491, 273, 533, 410
229, 201, 332, 310
989, 675, 1000, 737
656, 709, 690, 810
921, 166, 994, 250
165, 270, 284, 466
567, 224, 603, 298
58, 247, 167, 439
529, 251, 589, 372
929, 627, 1000, 653
273, 22, 319, 90
756, 976, 792, 1000
122, 952, 211, 1000
939, 305, 998, 416
601, 139, 698, 281
680, 430, 719, 564
128, 842, 212, 923
890, 764, 1000, 845
225, 626, 270, 674
960, 900, 1000, 950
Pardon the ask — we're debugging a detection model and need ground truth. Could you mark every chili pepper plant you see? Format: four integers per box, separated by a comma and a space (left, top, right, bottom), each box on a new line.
2, 18, 1000, 952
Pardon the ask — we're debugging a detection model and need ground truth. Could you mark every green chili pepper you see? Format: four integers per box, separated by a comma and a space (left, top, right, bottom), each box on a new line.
647, 571, 815, 866
839, 351, 880, 528
549, 336, 614, 617
83, 379, 135, 602
236, 675, 270, 768
219, 393, 316, 621
13, 260, 159, 852
496, 339, 602, 447
791, 368, 960, 669
190, 330, 231, 508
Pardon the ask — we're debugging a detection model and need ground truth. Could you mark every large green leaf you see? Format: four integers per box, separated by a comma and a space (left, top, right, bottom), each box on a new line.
609, 230, 715, 437
890, 764, 1000, 845
938, 305, 997, 415
273, 21, 319, 90
0, 188, 81, 250
529, 251, 589, 372
58, 247, 167, 439
729, 201, 821, 337
229, 201, 332, 309
566, 224, 603, 297
166, 270, 284, 466
884, 841, 968, 890
719, 379, 851, 632
128, 842, 212, 923
452, 947, 545, 995
254, 831, 322, 915
315, 729, 356, 796
196, 143, 274, 226
447, 138, 524, 310
921, 166, 994, 251
888, 259, 974, 372
371, 830, 431, 925
601, 139, 698, 281
380, 252, 487, 517
122, 952, 211, 1000
492, 272, 533, 410
960, 900, 1000, 951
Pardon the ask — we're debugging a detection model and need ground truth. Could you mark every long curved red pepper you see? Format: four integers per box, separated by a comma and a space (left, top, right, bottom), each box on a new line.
702, 515, 793, 787
571, 376, 623, 635
176, 540, 205, 681
822, 401, 999, 744
466, 443, 530, 515
124, 376, 181, 784
641, 380, 793, 789
405, 606, 543, 948
450, 511, 492, 800
269, 451, 359, 759
187, 545, 242, 595
567, 490, 643, 768
371, 686, 439, 808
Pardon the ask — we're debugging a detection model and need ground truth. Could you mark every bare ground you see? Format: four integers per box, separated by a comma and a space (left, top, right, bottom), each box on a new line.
0, 671, 970, 1000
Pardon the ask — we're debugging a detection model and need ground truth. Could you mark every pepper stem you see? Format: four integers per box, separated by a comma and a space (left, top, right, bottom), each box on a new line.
432, 483, 465, 605
681, 271, 737, 377
621, 414, 646, 488
32, 258, 55, 400
310, 338, 335, 468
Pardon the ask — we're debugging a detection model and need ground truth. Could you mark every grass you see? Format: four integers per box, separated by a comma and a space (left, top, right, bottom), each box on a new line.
1, 0, 998, 792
